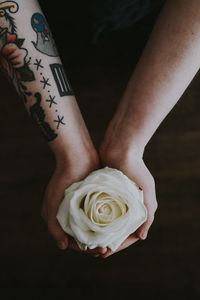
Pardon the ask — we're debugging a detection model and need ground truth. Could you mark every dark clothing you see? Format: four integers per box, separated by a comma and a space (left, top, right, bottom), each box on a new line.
94, 0, 166, 39
40, 0, 165, 42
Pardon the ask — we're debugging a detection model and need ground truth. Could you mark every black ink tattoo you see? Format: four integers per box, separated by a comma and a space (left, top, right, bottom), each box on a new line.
30, 93, 57, 142
31, 12, 58, 57
18, 63, 35, 82
40, 76, 51, 89
54, 115, 66, 129
50, 64, 74, 97
33, 58, 44, 71
46, 94, 57, 108
19, 82, 32, 103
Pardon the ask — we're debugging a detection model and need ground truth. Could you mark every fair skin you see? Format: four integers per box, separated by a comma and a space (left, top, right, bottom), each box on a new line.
1, 0, 200, 258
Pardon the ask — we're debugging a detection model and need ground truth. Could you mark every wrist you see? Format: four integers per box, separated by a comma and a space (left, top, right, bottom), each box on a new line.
52, 141, 100, 179
100, 140, 144, 168
100, 127, 145, 166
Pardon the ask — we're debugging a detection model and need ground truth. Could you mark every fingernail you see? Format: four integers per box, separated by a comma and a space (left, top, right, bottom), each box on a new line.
57, 241, 67, 250
140, 232, 147, 240
100, 248, 107, 255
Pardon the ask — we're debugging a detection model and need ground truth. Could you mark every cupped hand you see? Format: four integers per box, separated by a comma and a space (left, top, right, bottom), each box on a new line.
42, 151, 107, 256
99, 145, 158, 258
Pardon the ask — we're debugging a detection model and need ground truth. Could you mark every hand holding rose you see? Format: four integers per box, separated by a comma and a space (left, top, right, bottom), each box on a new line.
57, 167, 147, 253
44, 124, 158, 259
99, 143, 158, 258
42, 112, 158, 258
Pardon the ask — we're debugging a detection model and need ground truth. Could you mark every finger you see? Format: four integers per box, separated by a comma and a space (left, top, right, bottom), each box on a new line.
137, 178, 158, 240
45, 191, 70, 250
136, 191, 157, 240
68, 237, 82, 252
48, 220, 69, 250
102, 235, 139, 258
136, 215, 154, 240
86, 247, 107, 256
68, 239, 107, 255
47, 214, 107, 254
101, 248, 112, 258
68, 239, 102, 254
116, 234, 139, 252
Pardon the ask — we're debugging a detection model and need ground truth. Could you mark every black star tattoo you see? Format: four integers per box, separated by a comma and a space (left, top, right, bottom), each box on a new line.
33, 58, 44, 71
54, 115, 66, 129
46, 95, 57, 108
40, 76, 51, 89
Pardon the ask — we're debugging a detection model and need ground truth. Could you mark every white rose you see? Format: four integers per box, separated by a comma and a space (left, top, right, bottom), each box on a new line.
57, 167, 147, 252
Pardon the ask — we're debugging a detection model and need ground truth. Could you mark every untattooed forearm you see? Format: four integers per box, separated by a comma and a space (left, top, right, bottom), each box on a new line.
109, 0, 200, 153
0, 0, 93, 161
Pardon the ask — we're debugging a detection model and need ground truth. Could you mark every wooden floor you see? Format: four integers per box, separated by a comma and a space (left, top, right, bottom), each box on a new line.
0, 6, 200, 298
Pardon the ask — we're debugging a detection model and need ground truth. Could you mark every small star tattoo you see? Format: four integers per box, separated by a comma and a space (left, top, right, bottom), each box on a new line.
54, 115, 66, 129
33, 59, 44, 71
40, 76, 51, 89
46, 95, 57, 108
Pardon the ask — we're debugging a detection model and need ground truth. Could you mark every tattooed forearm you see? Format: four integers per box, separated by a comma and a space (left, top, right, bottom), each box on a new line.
50, 63, 73, 97
0, 0, 75, 144
0, 2, 35, 92
30, 93, 57, 142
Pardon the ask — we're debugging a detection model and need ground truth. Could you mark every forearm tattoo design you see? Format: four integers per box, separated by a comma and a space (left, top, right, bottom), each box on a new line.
0, 1, 74, 142
50, 63, 73, 97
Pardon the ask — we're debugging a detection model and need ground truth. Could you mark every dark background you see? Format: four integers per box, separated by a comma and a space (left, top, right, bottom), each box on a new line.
0, 0, 200, 298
